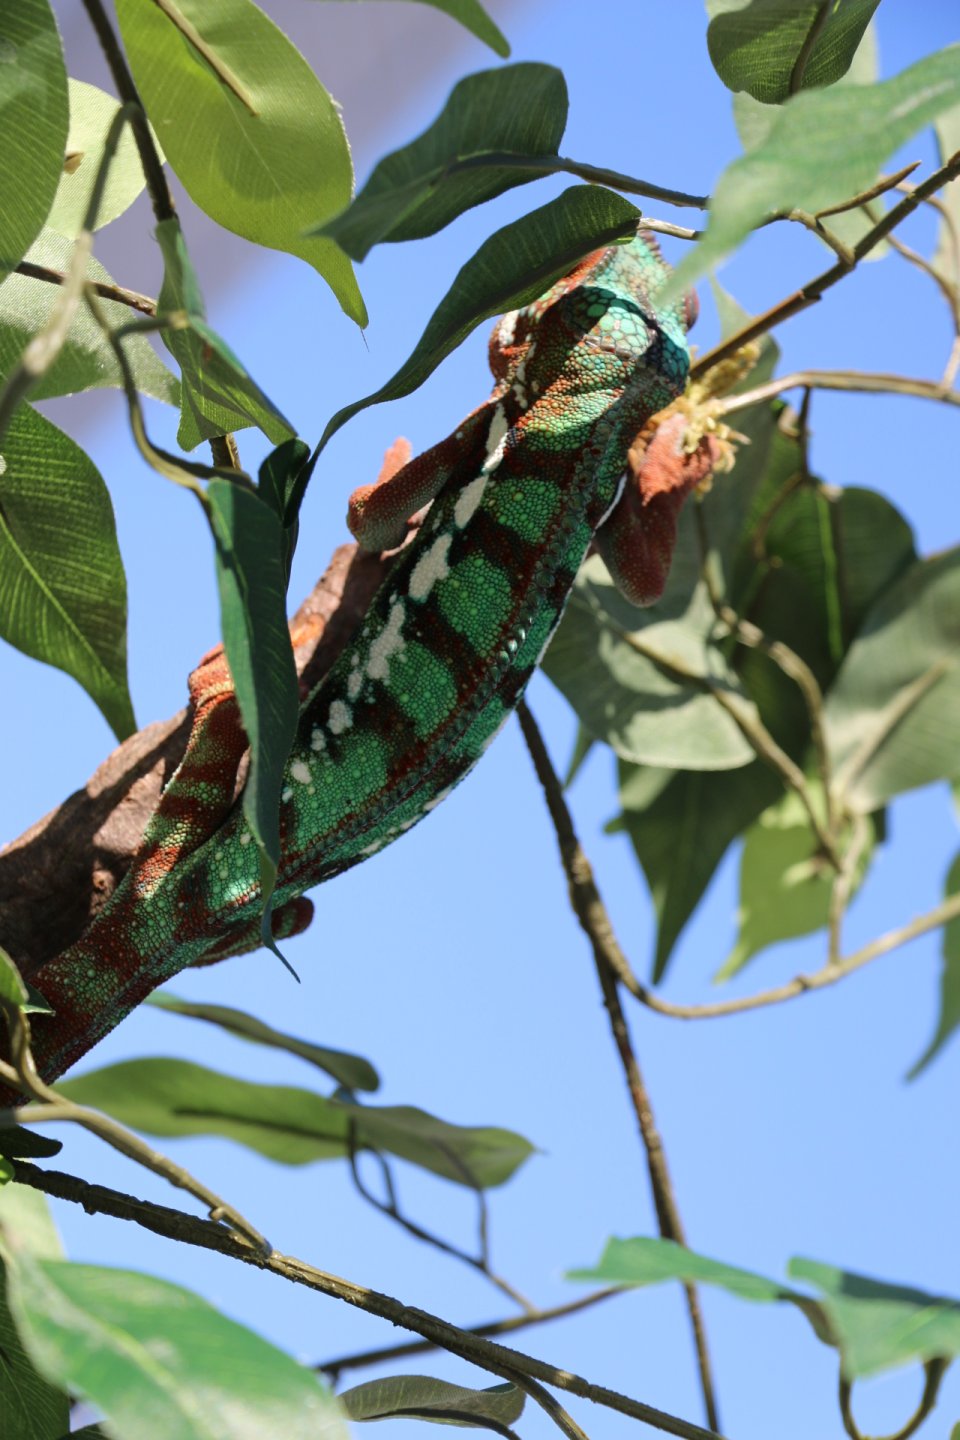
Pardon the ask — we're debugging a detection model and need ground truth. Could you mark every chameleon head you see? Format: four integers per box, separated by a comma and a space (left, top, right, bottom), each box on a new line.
489, 234, 694, 417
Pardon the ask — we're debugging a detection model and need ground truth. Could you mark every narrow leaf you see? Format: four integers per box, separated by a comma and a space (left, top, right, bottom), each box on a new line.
666, 45, 960, 300
342, 1376, 524, 1431
907, 851, 960, 1077
148, 993, 380, 1091
706, 0, 881, 102
207, 480, 300, 926
317, 185, 642, 453
60, 1059, 534, 1188
0, 405, 135, 739
3, 1252, 348, 1439
0, 0, 68, 281
114, 0, 364, 323
824, 547, 960, 811
320, 64, 567, 258
0, 1130, 62, 1163
569, 1235, 792, 1303
157, 217, 295, 450
46, 79, 157, 237
0, 230, 178, 405
306, 0, 509, 57
0, 945, 29, 1009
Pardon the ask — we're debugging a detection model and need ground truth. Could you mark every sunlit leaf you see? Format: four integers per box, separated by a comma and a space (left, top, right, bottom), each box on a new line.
342, 1375, 524, 1432
0, 0, 68, 282
46, 79, 158, 236
0, 1185, 67, 1440
0, 405, 134, 739
320, 64, 567, 258
907, 851, 960, 1077
114, 0, 364, 323
706, 0, 881, 102
60, 1059, 534, 1188
0, 230, 177, 404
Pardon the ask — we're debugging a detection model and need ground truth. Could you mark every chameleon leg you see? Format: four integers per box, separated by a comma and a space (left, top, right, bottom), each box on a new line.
347, 402, 499, 553
594, 407, 720, 607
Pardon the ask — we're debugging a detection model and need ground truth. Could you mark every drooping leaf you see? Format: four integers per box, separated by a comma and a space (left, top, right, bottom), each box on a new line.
148, 993, 380, 1092
46, 79, 158, 237
342, 1375, 524, 1432
706, 0, 882, 102
0, 1130, 62, 1163
3, 1252, 349, 1439
570, 1236, 960, 1379
542, 556, 757, 770
207, 480, 300, 929
0, 230, 178, 404
60, 1059, 534, 1188
907, 851, 960, 1077
320, 64, 567, 258
316, 186, 642, 455
306, 0, 509, 56
0, 405, 135, 739
718, 786, 875, 980
0, 0, 68, 282
0, 1185, 67, 1440
0, 945, 29, 1010
114, 0, 364, 323
933, 103, 960, 285
612, 759, 782, 982
156, 217, 295, 449
824, 547, 960, 812
665, 45, 960, 300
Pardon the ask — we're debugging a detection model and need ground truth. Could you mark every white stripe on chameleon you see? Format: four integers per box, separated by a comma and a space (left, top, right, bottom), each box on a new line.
327, 700, 353, 735
347, 668, 363, 701
310, 727, 326, 753
365, 597, 406, 682
290, 759, 312, 785
408, 532, 452, 602
481, 403, 509, 475
498, 311, 518, 346
452, 405, 505, 531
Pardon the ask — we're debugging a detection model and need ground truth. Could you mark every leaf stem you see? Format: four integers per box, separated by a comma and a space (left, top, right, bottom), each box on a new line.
15, 260, 157, 316
717, 369, 960, 416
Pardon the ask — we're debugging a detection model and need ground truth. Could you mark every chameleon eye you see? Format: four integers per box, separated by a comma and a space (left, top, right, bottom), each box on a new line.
682, 290, 699, 332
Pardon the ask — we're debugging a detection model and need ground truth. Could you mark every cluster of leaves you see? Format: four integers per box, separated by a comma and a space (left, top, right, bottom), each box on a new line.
1, 0, 959, 1438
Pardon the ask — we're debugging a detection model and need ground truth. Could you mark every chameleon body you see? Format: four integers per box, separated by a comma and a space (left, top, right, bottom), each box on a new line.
24, 235, 693, 1085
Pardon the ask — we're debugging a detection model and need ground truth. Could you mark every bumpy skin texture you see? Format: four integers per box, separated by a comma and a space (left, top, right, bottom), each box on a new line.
24, 234, 693, 1086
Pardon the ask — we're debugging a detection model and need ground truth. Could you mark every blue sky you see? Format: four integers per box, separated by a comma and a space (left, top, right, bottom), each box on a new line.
4, 3, 960, 1437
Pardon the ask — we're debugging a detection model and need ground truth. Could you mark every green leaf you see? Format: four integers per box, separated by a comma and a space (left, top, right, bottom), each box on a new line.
563, 725, 595, 789
706, 0, 881, 102
0, 406, 134, 738
0, 0, 68, 282
207, 480, 300, 929
156, 217, 295, 449
0, 1129, 62, 1163
0, 1158, 14, 1185
60, 1059, 534, 1189
718, 786, 875, 980
613, 759, 782, 982
0, 1186, 67, 1440
342, 1376, 524, 1432
934, 103, 960, 285
46, 79, 158, 237
542, 557, 757, 770
729, 23, 887, 256
0, 945, 29, 1010
788, 1257, 960, 1378
709, 278, 781, 387
666, 45, 960, 300
320, 64, 567, 259
0, 230, 178, 405
114, 0, 364, 324
307, 0, 509, 57
148, 993, 380, 1092
824, 547, 960, 812
907, 851, 960, 1077
317, 185, 642, 452
569, 1235, 792, 1302
3, 1252, 349, 1439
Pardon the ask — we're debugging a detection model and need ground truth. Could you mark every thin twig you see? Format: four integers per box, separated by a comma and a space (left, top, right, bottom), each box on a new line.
691, 150, 960, 381
9, 1162, 726, 1440
149, 0, 259, 114
516, 701, 720, 1434
15, 261, 157, 316
838, 1359, 948, 1440
81, 0, 174, 222
827, 813, 871, 967
318, 1289, 623, 1378
717, 369, 960, 417
815, 162, 920, 219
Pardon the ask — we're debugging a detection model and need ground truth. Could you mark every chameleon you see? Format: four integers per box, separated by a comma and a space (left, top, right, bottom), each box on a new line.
15, 232, 701, 1090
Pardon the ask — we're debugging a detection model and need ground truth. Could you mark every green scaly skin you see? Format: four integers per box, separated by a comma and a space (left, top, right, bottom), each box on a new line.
24, 234, 692, 1085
